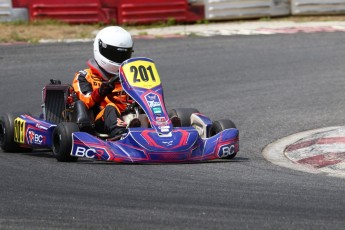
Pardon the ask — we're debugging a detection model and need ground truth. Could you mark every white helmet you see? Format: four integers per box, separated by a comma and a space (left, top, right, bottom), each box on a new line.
93, 26, 133, 75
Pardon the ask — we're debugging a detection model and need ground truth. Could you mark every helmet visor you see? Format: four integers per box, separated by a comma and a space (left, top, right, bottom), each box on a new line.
98, 39, 133, 64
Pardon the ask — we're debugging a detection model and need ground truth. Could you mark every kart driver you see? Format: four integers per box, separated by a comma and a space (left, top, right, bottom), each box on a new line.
72, 26, 135, 138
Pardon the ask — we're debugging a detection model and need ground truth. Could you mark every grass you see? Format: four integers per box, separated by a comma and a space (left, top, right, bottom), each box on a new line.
0, 18, 184, 43
0, 19, 104, 43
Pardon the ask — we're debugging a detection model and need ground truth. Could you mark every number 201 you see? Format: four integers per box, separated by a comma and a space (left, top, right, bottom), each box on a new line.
131, 65, 156, 82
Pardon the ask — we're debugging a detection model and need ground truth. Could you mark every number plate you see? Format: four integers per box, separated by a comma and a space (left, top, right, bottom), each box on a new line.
14, 117, 26, 144
122, 59, 161, 89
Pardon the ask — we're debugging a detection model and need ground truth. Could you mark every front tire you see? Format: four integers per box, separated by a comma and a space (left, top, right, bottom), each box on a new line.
168, 108, 200, 127
209, 119, 237, 159
52, 122, 79, 162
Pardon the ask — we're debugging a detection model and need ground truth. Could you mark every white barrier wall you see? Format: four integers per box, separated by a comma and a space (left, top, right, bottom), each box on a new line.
204, 0, 290, 20
12, 8, 28, 21
0, 0, 12, 21
271, 0, 290, 16
291, 0, 345, 15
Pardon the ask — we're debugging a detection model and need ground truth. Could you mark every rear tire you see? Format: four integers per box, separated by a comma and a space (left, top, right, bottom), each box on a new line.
52, 122, 79, 162
0, 113, 32, 152
209, 119, 237, 159
168, 108, 200, 127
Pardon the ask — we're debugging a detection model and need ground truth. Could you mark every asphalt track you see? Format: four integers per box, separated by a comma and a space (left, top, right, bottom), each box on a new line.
1, 32, 345, 229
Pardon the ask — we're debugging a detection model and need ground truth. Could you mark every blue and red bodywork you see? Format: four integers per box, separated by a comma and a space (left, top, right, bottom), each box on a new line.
13, 114, 55, 149
71, 127, 239, 163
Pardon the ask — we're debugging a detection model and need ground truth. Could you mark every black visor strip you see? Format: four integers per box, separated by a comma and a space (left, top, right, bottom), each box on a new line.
99, 39, 132, 64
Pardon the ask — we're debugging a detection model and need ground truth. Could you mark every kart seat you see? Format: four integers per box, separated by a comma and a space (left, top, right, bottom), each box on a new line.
71, 100, 95, 132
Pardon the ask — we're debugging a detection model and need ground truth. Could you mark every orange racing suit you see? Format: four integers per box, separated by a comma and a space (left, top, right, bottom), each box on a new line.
72, 59, 128, 135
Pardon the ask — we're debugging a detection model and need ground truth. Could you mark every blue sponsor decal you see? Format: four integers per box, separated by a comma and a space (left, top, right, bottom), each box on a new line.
26, 128, 47, 145
145, 92, 163, 115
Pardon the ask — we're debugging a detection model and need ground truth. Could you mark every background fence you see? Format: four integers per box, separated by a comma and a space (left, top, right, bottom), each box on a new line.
4, 0, 345, 24
204, 0, 290, 20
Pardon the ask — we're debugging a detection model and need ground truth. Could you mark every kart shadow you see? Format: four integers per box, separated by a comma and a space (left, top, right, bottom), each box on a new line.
77, 156, 250, 165
11, 150, 249, 165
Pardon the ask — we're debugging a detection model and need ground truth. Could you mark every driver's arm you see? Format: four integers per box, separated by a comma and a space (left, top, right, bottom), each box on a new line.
72, 70, 97, 109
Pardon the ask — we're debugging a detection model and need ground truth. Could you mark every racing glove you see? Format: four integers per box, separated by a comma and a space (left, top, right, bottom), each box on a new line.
91, 81, 114, 104
99, 82, 114, 97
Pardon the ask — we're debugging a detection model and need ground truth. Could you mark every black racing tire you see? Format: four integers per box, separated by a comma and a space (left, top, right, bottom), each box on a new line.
209, 119, 237, 159
52, 122, 79, 162
0, 113, 32, 152
209, 119, 237, 136
168, 108, 200, 127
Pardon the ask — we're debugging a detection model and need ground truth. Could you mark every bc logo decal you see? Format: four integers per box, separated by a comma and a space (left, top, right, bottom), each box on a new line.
73, 146, 110, 160
218, 144, 235, 158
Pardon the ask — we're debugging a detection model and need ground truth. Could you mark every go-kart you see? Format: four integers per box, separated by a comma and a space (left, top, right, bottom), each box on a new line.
0, 57, 239, 163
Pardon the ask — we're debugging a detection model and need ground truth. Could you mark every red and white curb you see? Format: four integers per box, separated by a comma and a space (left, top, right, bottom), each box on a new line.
263, 126, 345, 178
